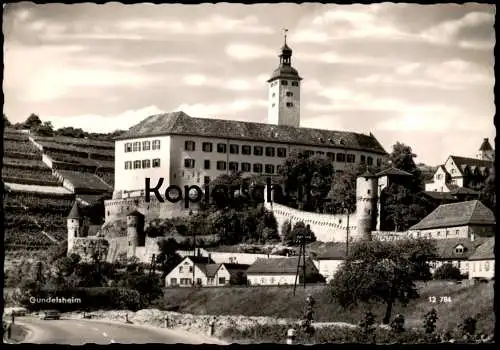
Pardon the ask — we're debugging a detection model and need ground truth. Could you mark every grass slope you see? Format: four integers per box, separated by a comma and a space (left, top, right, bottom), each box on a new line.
160, 281, 494, 333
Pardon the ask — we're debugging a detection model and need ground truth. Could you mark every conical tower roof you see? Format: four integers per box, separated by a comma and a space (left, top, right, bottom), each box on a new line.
67, 201, 82, 219
479, 138, 493, 151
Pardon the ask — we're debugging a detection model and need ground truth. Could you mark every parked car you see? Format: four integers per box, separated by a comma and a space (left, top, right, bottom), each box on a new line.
39, 310, 61, 320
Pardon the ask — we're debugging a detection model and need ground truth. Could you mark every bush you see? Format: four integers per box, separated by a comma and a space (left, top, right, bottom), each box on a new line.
433, 264, 461, 280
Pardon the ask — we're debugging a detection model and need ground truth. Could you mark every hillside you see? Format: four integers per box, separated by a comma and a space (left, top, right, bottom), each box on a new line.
2, 129, 115, 255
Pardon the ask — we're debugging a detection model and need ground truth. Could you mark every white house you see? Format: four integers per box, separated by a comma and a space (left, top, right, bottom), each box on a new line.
468, 238, 495, 281
246, 256, 319, 286
109, 36, 387, 202
409, 200, 495, 240
311, 243, 348, 283
425, 139, 493, 193
428, 238, 486, 276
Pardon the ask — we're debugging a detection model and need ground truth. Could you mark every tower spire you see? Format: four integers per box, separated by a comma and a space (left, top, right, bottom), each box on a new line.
283, 28, 288, 45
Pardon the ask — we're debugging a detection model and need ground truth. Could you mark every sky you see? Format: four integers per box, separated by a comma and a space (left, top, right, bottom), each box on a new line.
3, 2, 496, 166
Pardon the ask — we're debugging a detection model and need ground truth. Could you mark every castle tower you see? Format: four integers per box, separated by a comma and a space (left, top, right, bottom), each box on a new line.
267, 29, 302, 128
126, 210, 144, 258
355, 172, 378, 240
67, 201, 83, 253
476, 138, 494, 161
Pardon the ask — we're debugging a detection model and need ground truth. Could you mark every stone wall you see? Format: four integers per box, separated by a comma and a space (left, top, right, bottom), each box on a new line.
71, 237, 109, 263
265, 202, 359, 242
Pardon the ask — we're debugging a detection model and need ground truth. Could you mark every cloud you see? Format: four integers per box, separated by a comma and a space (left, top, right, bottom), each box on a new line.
225, 43, 275, 60
174, 100, 267, 119
46, 105, 166, 133
424, 59, 492, 85
395, 62, 421, 75
182, 73, 265, 91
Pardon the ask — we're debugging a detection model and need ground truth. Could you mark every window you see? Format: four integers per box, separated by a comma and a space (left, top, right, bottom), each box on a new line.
125, 161, 132, 170
305, 150, 314, 157
367, 189, 371, 195
286, 102, 294, 107
479, 263, 482, 272
217, 161, 227, 171
229, 144, 239, 154
124, 143, 132, 152
189, 266, 193, 273
142, 159, 151, 169
485, 261, 489, 271
272, 103, 275, 107
152, 140, 161, 150
272, 92, 276, 97
277, 165, 282, 173
265, 164, 275, 174
242, 145, 251, 155
142, 141, 151, 151
134, 161, 141, 169
204, 176, 210, 184
286, 91, 293, 97
270, 277, 275, 284
241, 162, 251, 172
336, 153, 346, 162
184, 159, 195, 168
217, 143, 226, 153
196, 278, 202, 285
218, 277, 226, 285
133, 142, 141, 152
327, 152, 335, 161
377, 158, 382, 166
456, 229, 459, 235
291, 81, 299, 87
207, 277, 214, 285
204, 160, 211, 170
472, 263, 475, 272
281, 80, 288, 85
437, 231, 440, 236
265, 147, 275, 157
360, 155, 366, 162
254, 146, 263, 156
316, 151, 325, 156
185, 141, 195, 151
170, 278, 177, 286
277, 147, 287, 158
202, 142, 213, 152
152, 158, 161, 168
367, 156, 373, 165
347, 154, 356, 163
179, 266, 183, 273
229, 162, 238, 172
253, 163, 263, 173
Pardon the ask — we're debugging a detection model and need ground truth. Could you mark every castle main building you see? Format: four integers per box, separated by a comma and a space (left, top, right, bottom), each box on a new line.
105, 34, 388, 222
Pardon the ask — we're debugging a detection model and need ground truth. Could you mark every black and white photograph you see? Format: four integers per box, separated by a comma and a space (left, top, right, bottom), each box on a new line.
2, 2, 495, 345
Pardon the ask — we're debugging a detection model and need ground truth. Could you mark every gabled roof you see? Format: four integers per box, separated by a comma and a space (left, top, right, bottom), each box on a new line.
184, 255, 215, 264
449, 187, 480, 196
115, 111, 387, 155
410, 200, 495, 230
67, 202, 82, 219
246, 256, 317, 275
433, 238, 485, 260
375, 167, 412, 177
196, 263, 222, 278
479, 138, 493, 151
447, 156, 493, 176
469, 238, 495, 261
422, 191, 457, 201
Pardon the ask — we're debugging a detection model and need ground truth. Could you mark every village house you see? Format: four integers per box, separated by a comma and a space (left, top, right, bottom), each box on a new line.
246, 256, 320, 286
165, 255, 250, 287
425, 139, 494, 193
428, 238, 486, 276
468, 237, 495, 281
408, 200, 495, 240
310, 243, 348, 283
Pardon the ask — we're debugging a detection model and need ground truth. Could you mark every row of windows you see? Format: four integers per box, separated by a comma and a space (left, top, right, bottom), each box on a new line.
186, 158, 281, 174
185, 141, 288, 157
124, 140, 161, 152
472, 261, 491, 272
124, 159, 161, 169
272, 91, 294, 97
270, 80, 299, 87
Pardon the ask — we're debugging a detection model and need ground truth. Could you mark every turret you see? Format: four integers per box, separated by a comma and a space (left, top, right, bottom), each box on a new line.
67, 201, 83, 253
477, 138, 494, 161
355, 172, 378, 240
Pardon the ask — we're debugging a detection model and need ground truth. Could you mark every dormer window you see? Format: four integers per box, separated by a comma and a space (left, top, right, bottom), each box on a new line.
455, 245, 464, 254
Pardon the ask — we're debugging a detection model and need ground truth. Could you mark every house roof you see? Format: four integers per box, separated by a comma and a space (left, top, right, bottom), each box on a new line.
469, 238, 495, 261
375, 167, 413, 178
313, 242, 349, 260
185, 256, 215, 264
422, 191, 457, 201
77, 194, 109, 206
67, 202, 82, 219
222, 263, 251, 271
410, 200, 496, 230
246, 256, 316, 275
448, 156, 493, 176
479, 138, 493, 151
115, 111, 387, 155
433, 238, 485, 260
449, 187, 480, 196
196, 263, 222, 278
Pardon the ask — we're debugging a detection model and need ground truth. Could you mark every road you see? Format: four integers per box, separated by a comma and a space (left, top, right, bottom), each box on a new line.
15, 316, 228, 345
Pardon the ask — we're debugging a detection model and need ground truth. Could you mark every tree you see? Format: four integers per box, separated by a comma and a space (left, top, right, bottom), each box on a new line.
389, 142, 423, 190
3, 113, 11, 127
479, 170, 495, 212
23, 113, 42, 130
433, 263, 461, 280
229, 271, 248, 285
330, 238, 437, 324
284, 221, 316, 246
279, 152, 334, 212
328, 164, 364, 214
156, 238, 182, 277
34, 121, 55, 136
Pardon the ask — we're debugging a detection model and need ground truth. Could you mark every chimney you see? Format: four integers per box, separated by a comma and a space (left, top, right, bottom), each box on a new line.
208, 253, 211, 262
197, 248, 201, 257
470, 232, 475, 242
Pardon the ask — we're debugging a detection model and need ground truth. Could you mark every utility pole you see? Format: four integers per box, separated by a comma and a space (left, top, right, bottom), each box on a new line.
293, 229, 312, 296
346, 207, 350, 258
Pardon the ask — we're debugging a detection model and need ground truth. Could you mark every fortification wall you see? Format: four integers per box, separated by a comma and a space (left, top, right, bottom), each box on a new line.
264, 202, 360, 242
133, 236, 162, 263
104, 196, 199, 222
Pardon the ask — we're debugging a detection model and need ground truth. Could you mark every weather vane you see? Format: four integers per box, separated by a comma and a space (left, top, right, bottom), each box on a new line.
283, 28, 288, 43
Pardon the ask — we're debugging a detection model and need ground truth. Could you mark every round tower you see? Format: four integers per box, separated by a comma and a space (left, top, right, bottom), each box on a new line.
355, 172, 378, 240
126, 210, 141, 258
67, 201, 83, 254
